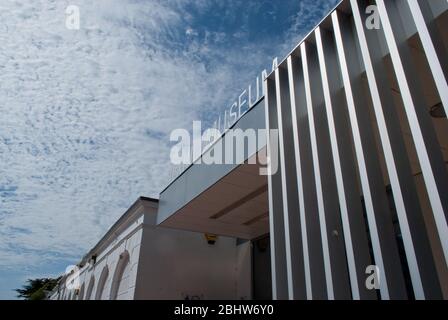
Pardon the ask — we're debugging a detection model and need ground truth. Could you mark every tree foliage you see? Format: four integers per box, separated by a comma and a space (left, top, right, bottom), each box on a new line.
15, 277, 61, 300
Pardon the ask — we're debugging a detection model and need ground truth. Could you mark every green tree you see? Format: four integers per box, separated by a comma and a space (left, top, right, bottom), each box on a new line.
15, 277, 61, 300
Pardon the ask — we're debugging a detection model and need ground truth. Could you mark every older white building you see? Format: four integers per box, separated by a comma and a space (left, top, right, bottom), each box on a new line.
50, 197, 253, 300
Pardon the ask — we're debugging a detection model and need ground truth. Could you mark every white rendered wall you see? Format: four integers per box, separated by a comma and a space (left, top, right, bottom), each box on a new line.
133, 209, 252, 300
52, 200, 252, 300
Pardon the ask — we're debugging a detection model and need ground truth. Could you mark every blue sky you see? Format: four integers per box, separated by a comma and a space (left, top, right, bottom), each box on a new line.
0, 0, 339, 299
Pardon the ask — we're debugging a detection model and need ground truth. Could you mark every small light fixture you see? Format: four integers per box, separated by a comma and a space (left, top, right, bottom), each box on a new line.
205, 234, 217, 245
430, 102, 446, 118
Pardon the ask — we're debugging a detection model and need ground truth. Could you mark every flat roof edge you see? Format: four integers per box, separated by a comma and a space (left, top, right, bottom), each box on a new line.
79, 196, 158, 265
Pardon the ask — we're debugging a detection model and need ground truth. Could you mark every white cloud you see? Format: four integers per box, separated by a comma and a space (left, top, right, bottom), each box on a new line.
287, 0, 340, 45
185, 27, 198, 37
0, 0, 276, 271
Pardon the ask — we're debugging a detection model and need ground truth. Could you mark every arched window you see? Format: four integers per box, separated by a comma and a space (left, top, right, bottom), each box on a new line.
78, 282, 85, 300
95, 266, 109, 300
85, 276, 95, 300
110, 251, 130, 300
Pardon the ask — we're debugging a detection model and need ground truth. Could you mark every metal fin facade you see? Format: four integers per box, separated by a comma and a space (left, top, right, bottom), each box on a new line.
265, 0, 448, 300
